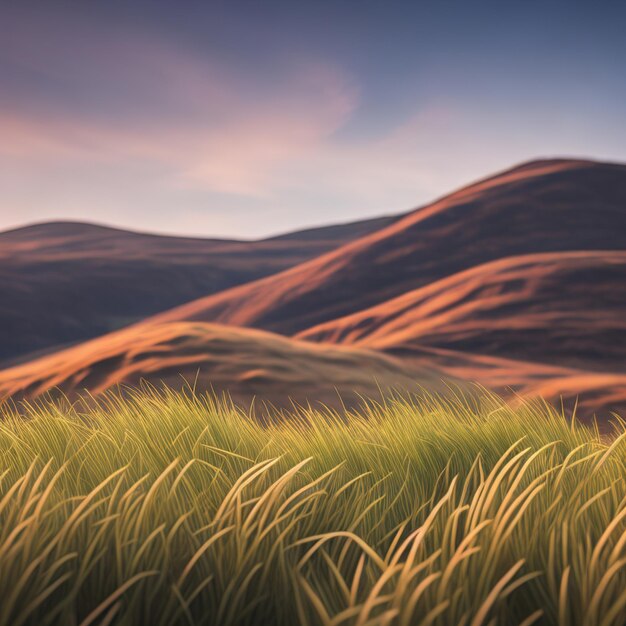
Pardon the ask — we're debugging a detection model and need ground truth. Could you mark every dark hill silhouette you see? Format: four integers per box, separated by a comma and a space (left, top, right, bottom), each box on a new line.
0, 215, 396, 364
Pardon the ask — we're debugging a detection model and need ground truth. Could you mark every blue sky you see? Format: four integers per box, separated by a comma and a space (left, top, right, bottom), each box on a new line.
1, 0, 625, 238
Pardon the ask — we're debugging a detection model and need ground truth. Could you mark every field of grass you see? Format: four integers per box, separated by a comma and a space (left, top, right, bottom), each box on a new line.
0, 387, 624, 626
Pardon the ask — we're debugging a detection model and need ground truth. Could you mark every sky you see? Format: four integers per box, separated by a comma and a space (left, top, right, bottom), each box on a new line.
1, 0, 626, 239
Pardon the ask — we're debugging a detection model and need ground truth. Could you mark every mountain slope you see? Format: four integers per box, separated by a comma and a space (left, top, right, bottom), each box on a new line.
0, 321, 431, 411
152, 159, 626, 334
0, 215, 396, 364
0, 317, 624, 423
298, 251, 626, 370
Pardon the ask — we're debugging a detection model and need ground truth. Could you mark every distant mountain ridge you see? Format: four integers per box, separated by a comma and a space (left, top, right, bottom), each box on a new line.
0, 214, 398, 364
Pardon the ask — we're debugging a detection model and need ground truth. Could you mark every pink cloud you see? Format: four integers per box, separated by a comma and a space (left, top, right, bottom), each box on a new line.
0, 11, 497, 217
1, 28, 358, 198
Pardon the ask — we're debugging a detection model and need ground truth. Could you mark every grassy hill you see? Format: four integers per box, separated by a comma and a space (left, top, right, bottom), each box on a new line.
0, 387, 624, 625
0, 321, 433, 411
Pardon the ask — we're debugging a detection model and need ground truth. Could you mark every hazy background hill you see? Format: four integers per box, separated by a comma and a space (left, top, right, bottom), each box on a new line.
0, 215, 396, 365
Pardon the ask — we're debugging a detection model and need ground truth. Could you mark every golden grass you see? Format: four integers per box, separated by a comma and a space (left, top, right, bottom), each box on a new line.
0, 386, 624, 625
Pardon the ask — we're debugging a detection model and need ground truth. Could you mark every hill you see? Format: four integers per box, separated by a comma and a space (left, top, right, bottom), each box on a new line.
1, 314, 624, 421
298, 251, 626, 370
0, 215, 396, 364
3, 159, 626, 421
152, 159, 626, 334
0, 321, 430, 411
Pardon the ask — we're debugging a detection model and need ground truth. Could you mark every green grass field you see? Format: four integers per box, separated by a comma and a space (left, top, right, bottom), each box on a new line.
0, 387, 624, 626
